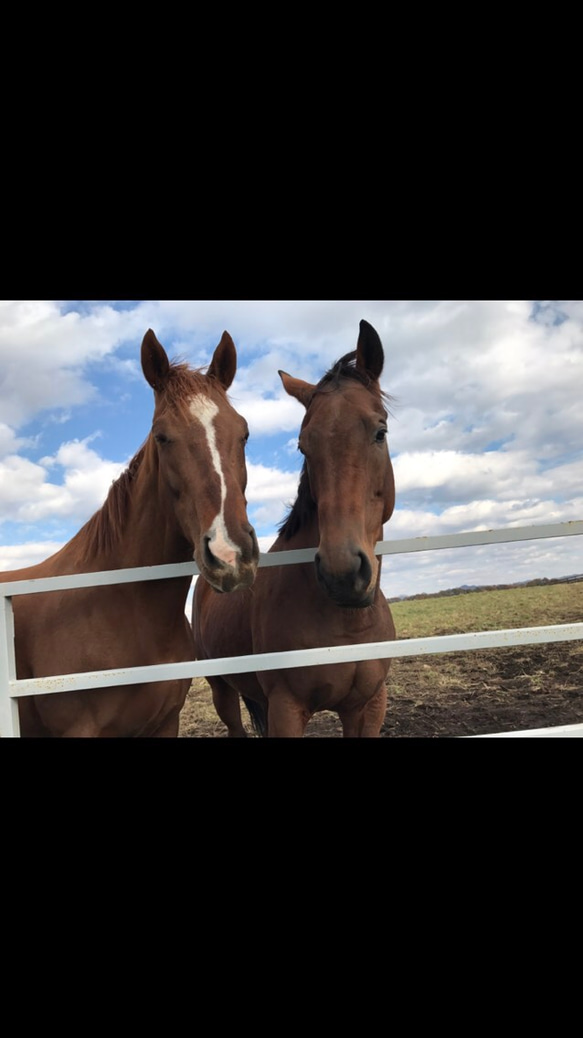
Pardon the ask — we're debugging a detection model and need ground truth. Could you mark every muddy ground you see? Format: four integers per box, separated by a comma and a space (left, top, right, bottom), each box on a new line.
179, 641, 583, 737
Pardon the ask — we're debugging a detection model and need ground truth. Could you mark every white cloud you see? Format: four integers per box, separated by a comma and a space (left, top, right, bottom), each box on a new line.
246, 461, 299, 501
0, 301, 133, 426
0, 437, 127, 526
0, 422, 31, 457
231, 392, 305, 437
0, 541, 64, 572
245, 461, 301, 531
387, 301, 583, 467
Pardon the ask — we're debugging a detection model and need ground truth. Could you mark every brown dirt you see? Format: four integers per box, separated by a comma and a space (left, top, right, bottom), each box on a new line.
179, 641, 583, 738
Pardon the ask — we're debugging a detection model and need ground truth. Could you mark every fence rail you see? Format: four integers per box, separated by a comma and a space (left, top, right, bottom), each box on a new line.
1, 521, 582, 738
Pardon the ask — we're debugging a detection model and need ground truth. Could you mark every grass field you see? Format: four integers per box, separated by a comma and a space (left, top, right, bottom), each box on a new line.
390, 580, 583, 639
179, 580, 583, 737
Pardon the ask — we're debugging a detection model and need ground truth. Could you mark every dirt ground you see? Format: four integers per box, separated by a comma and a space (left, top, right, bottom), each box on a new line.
179, 640, 583, 737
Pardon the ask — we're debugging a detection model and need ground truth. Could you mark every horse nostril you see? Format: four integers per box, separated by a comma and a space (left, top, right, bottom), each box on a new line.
203, 535, 214, 566
316, 548, 371, 583
357, 550, 372, 586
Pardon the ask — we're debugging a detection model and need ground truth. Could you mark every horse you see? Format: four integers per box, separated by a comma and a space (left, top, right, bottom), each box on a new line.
1, 328, 259, 737
192, 319, 396, 737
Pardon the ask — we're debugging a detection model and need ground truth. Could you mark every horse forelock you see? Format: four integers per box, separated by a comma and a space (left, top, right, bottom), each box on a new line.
317, 351, 391, 407
155, 359, 228, 416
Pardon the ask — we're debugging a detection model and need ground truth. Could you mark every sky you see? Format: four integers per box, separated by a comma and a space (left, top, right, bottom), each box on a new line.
1, 299, 582, 604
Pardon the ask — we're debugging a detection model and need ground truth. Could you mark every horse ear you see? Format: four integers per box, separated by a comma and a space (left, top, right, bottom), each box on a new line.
207, 331, 237, 390
355, 319, 384, 382
141, 329, 170, 391
279, 370, 316, 409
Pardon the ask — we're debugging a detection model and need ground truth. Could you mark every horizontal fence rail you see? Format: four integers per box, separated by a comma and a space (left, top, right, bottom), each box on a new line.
1, 521, 582, 737
7, 625, 583, 698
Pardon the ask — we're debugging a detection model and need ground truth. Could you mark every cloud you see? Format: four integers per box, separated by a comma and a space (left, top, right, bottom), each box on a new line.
230, 392, 305, 437
0, 542, 64, 572
387, 301, 583, 467
245, 461, 301, 530
0, 423, 31, 456
0, 300, 142, 427
0, 436, 127, 526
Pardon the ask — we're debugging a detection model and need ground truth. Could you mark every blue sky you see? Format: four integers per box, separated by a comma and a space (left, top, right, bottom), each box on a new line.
1, 299, 582, 600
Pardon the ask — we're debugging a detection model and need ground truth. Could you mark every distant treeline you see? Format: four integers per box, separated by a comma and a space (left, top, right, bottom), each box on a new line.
388, 573, 583, 603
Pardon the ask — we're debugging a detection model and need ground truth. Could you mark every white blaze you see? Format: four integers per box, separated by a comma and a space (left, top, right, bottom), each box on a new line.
189, 394, 240, 568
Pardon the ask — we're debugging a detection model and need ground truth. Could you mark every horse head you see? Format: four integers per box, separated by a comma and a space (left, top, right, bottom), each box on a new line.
279, 319, 395, 607
142, 328, 259, 593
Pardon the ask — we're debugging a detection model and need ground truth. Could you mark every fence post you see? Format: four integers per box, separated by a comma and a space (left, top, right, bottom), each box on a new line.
0, 595, 20, 737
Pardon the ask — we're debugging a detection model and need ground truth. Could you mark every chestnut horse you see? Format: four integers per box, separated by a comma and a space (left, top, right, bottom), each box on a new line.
192, 319, 396, 737
1, 328, 259, 737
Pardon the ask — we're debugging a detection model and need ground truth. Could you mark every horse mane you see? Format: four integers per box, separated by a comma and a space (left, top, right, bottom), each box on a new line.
278, 351, 392, 541
77, 358, 224, 562
78, 446, 147, 562
277, 462, 313, 540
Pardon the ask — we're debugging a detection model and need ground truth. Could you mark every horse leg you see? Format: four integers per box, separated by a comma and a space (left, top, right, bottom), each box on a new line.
338, 684, 387, 738
267, 690, 311, 738
211, 677, 248, 737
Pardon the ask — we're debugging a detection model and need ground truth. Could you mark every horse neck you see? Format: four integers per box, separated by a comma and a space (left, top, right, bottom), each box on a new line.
115, 446, 191, 570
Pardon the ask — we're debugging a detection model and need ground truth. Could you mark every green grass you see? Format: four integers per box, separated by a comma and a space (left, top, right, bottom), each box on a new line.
390, 581, 583, 640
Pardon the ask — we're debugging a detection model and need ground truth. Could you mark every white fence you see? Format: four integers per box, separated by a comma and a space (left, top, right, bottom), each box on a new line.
1, 520, 582, 738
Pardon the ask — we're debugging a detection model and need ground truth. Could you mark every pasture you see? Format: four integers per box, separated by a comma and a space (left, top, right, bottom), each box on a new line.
179, 579, 583, 737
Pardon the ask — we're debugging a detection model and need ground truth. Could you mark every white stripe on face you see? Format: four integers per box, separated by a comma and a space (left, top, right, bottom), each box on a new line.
189, 394, 240, 568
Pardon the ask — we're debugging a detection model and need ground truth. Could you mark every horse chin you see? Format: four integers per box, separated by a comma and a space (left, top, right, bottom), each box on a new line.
333, 591, 375, 609
317, 575, 375, 609
199, 559, 258, 594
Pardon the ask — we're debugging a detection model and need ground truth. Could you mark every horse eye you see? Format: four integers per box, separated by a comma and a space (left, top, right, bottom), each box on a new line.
375, 428, 387, 442
154, 432, 170, 445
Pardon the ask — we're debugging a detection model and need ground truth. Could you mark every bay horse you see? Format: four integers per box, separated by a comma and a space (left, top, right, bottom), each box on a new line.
1, 328, 259, 737
192, 319, 396, 737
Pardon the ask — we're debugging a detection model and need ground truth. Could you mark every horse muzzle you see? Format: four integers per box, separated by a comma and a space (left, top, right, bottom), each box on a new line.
199, 524, 259, 593
314, 547, 376, 608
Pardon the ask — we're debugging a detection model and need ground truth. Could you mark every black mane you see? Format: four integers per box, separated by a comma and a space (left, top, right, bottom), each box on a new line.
278, 461, 314, 540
